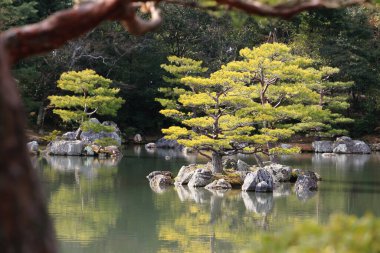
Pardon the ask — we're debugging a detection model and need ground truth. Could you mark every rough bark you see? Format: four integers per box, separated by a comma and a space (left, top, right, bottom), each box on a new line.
0, 40, 56, 253
211, 152, 223, 174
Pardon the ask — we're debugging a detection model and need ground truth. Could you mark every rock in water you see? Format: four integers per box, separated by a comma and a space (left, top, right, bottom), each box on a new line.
47, 140, 84, 156
295, 172, 318, 200
133, 134, 143, 143
332, 138, 371, 154
27, 141, 39, 155
149, 174, 173, 193
242, 169, 273, 192
370, 143, 380, 152
104, 145, 121, 157
146, 171, 173, 181
145, 143, 157, 149
83, 146, 94, 156
174, 164, 198, 185
205, 179, 232, 190
263, 163, 291, 182
255, 181, 271, 192
188, 169, 213, 187
312, 141, 334, 153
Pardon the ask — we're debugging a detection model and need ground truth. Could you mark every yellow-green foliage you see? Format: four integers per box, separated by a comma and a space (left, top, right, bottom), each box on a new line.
42, 130, 62, 142
160, 43, 353, 158
224, 43, 352, 137
94, 137, 119, 147
156, 56, 208, 111
250, 214, 380, 253
81, 121, 114, 133
48, 69, 125, 123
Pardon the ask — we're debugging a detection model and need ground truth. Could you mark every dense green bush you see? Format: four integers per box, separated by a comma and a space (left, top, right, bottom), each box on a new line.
93, 137, 119, 147
80, 121, 114, 133
249, 214, 380, 253
42, 130, 62, 142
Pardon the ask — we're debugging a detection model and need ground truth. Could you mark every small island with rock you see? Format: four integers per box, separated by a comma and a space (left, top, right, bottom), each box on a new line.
147, 158, 321, 200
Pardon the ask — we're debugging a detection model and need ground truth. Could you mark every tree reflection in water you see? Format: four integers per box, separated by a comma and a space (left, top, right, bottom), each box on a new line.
41, 156, 121, 244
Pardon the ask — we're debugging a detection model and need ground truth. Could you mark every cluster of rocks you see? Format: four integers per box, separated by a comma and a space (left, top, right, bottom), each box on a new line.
370, 143, 380, 152
312, 136, 371, 154
46, 118, 122, 158
146, 159, 321, 199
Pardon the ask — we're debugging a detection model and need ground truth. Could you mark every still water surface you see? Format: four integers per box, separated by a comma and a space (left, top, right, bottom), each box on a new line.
37, 146, 380, 253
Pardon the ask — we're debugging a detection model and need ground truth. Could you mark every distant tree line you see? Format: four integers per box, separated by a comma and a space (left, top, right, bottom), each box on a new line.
2, 1, 379, 136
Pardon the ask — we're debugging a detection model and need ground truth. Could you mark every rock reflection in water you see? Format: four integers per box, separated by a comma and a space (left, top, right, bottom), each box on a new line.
296, 189, 317, 202
241, 192, 274, 215
176, 185, 212, 204
312, 154, 370, 170
273, 183, 292, 198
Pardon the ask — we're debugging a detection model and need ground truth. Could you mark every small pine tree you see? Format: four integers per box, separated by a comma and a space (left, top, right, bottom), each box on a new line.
160, 43, 353, 173
48, 69, 125, 124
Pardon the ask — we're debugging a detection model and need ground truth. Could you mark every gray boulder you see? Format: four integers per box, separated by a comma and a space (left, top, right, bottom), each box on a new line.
242, 169, 273, 192
336, 136, 352, 142
146, 171, 173, 181
188, 169, 213, 188
81, 131, 122, 146
312, 141, 334, 153
102, 121, 121, 136
255, 181, 271, 192
370, 143, 380, 152
295, 172, 318, 200
156, 137, 183, 150
205, 179, 232, 190
104, 145, 121, 157
27, 141, 39, 155
47, 140, 84, 156
175, 164, 198, 185
263, 163, 291, 182
83, 146, 95, 156
145, 142, 157, 149
62, 131, 77, 140
280, 143, 293, 149
332, 137, 371, 154
149, 174, 173, 193
291, 169, 321, 182
133, 134, 143, 143
237, 160, 250, 171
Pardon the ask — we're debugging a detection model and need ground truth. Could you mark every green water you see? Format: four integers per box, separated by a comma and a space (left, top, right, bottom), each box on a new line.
37, 147, 380, 253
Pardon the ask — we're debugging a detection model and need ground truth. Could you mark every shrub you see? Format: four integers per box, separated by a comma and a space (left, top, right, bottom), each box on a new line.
81, 121, 114, 133
93, 137, 119, 147
249, 214, 380, 253
42, 130, 62, 142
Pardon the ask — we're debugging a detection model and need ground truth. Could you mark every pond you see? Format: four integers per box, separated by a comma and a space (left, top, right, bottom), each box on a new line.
37, 146, 380, 253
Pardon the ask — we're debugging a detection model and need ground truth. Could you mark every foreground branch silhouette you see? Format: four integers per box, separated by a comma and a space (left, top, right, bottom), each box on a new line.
0, 0, 367, 252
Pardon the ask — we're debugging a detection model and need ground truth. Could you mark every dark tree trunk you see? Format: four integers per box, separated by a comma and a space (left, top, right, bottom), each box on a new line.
211, 152, 223, 174
36, 105, 46, 134
0, 43, 57, 253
